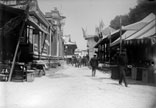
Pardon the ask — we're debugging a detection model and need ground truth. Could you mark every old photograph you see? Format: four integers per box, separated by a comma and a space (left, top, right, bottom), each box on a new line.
0, 0, 156, 108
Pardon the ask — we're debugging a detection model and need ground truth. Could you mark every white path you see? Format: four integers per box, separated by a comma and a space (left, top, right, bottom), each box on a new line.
0, 64, 156, 108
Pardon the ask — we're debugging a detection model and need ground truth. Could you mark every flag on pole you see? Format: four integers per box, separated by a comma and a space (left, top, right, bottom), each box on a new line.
82, 27, 86, 38
119, 15, 122, 54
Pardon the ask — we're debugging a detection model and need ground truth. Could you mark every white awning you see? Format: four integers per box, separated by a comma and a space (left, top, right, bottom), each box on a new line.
126, 19, 156, 40
110, 13, 156, 47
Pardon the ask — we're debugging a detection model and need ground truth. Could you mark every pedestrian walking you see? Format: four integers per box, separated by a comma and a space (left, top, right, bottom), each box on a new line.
90, 55, 98, 77
118, 50, 128, 87
78, 56, 82, 68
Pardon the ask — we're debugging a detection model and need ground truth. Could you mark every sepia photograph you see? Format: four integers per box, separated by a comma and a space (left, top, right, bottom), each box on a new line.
0, 0, 156, 108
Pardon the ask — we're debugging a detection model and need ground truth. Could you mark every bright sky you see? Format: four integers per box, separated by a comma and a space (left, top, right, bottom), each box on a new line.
38, 0, 138, 50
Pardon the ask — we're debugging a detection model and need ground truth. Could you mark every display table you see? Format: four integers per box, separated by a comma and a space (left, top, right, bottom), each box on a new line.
132, 67, 148, 82
0, 73, 8, 81
0, 69, 9, 81
26, 70, 35, 82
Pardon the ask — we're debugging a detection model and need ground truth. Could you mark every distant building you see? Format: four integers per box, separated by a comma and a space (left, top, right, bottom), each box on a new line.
45, 8, 66, 59
81, 49, 88, 57
74, 49, 82, 57
63, 35, 77, 58
83, 35, 97, 59
74, 49, 88, 57
83, 25, 115, 60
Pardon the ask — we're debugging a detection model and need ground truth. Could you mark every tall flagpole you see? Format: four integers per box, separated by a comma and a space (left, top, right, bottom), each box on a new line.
119, 15, 122, 54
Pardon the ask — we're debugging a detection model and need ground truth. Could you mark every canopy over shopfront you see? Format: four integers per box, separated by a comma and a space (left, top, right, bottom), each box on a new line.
108, 13, 156, 66
0, 3, 25, 35
123, 19, 156, 46
94, 29, 126, 48
110, 13, 156, 47
0, 3, 26, 63
0, 0, 52, 63
94, 27, 125, 63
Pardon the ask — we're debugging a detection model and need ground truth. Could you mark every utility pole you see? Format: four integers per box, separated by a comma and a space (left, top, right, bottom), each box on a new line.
119, 15, 122, 54
109, 28, 111, 63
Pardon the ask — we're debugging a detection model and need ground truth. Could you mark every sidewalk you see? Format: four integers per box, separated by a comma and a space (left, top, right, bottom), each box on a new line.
0, 64, 156, 108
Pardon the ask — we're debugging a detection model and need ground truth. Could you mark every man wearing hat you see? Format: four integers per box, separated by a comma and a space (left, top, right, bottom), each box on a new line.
90, 54, 98, 77
118, 49, 128, 87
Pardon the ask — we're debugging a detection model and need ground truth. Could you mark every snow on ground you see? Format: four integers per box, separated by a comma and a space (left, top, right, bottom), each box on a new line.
0, 64, 156, 108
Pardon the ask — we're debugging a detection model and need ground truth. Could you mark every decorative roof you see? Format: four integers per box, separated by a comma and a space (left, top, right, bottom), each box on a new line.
84, 27, 115, 40
63, 35, 77, 45
28, 0, 50, 27
64, 41, 76, 45
84, 35, 95, 39
0, 0, 51, 28
45, 8, 66, 20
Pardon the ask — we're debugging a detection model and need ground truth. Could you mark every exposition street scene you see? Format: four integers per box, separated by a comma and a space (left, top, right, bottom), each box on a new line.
0, 0, 156, 108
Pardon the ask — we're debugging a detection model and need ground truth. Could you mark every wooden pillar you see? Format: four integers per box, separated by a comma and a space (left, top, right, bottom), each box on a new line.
38, 32, 40, 60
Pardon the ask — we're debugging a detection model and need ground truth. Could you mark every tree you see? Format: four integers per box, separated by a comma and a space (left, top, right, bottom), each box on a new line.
129, 0, 156, 23
110, 16, 121, 30
110, 15, 129, 30
109, 0, 156, 30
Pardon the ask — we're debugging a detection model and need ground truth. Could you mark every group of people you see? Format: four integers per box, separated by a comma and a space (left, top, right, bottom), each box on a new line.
89, 51, 128, 87
68, 56, 89, 68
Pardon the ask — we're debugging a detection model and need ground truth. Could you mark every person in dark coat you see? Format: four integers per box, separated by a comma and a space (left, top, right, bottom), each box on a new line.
118, 51, 128, 87
90, 55, 98, 77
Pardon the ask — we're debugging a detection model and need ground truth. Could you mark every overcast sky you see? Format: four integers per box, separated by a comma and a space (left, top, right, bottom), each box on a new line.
38, 0, 138, 50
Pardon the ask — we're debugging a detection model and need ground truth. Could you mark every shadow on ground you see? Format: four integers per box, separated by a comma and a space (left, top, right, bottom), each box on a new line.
91, 77, 111, 82
47, 73, 70, 79
127, 80, 156, 87
108, 79, 156, 87
84, 75, 92, 77
85, 75, 112, 82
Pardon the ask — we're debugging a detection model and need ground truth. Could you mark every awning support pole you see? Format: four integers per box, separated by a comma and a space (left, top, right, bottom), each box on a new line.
8, 1, 30, 81
119, 15, 122, 54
